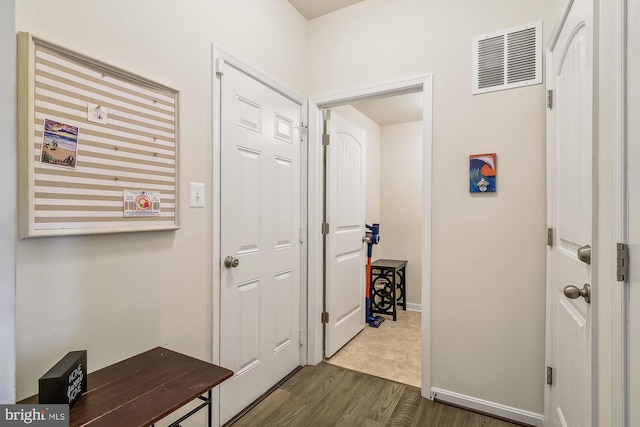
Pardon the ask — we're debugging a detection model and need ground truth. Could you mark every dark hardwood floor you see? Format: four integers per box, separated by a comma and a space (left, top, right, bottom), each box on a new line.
229, 362, 524, 427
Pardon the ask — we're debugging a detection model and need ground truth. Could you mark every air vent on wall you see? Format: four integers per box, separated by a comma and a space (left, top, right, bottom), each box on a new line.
472, 21, 542, 94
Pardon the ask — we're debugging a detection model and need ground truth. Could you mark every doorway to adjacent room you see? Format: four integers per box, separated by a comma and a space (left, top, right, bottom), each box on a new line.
307, 75, 433, 397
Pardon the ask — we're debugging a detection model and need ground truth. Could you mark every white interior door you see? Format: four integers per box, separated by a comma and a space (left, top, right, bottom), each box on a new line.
219, 63, 301, 423
546, 0, 594, 425
324, 110, 366, 358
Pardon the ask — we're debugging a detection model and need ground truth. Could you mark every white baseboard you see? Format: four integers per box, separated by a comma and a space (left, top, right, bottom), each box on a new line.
406, 303, 422, 312
430, 387, 544, 427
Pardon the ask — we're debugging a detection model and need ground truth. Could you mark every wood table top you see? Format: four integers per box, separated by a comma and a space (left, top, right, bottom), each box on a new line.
22, 347, 233, 427
371, 259, 408, 269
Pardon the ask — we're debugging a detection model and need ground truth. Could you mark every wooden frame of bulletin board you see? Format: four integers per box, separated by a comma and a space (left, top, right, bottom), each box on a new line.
17, 32, 179, 238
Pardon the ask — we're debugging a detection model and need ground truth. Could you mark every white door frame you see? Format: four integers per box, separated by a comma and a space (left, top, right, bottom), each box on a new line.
211, 45, 308, 426
307, 74, 434, 397
611, 0, 628, 424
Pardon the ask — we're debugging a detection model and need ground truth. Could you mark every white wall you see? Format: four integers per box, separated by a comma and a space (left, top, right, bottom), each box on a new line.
0, 0, 17, 405
15, 0, 308, 401
380, 121, 423, 307
308, 0, 558, 414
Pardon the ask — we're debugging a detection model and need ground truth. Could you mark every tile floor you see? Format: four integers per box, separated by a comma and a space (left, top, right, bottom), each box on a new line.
325, 309, 422, 387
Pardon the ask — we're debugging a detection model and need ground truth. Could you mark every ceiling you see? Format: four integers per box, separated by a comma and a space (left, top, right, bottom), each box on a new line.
287, 0, 365, 20
351, 92, 424, 126
288, 0, 423, 125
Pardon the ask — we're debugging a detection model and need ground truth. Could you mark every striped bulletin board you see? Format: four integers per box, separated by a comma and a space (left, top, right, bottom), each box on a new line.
17, 33, 179, 238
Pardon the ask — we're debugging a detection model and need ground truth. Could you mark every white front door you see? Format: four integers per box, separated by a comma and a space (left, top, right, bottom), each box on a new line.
324, 110, 366, 358
545, 0, 594, 425
219, 63, 302, 423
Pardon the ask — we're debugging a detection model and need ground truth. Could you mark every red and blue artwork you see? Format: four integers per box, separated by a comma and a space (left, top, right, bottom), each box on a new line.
470, 153, 497, 193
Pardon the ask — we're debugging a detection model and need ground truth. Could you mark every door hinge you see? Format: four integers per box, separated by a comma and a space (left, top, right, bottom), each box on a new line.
215, 57, 225, 76
299, 330, 304, 345
547, 366, 553, 385
546, 90, 553, 109
299, 228, 304, 244
321, 312, 329, 324
617, 243, 629, 282
322, 223, 329, 235
547, 227, 554, 247
322, 134, 330, 146
296, 122, 308, 141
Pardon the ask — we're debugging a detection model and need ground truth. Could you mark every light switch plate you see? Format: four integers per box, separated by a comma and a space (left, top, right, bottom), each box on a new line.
189, 182, 205, 208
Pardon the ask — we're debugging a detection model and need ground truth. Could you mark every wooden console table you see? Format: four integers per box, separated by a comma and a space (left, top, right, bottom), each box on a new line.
21, 347, 233, 427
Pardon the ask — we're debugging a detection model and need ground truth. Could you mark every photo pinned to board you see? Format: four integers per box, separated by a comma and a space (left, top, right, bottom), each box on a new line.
40, 118, 79, 169
470, 153, 497, 193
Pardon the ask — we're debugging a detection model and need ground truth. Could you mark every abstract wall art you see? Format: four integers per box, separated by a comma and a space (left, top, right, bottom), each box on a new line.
470, 153, 497, 193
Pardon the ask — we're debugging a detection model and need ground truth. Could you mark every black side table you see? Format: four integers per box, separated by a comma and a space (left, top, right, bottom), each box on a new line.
369, 259, 407, 321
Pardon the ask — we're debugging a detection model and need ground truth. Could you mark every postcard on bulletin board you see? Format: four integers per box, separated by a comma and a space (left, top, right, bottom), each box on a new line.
17, 32, 180, 238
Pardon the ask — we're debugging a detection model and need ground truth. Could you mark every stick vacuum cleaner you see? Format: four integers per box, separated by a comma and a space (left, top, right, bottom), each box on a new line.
365, 223, 384, 328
